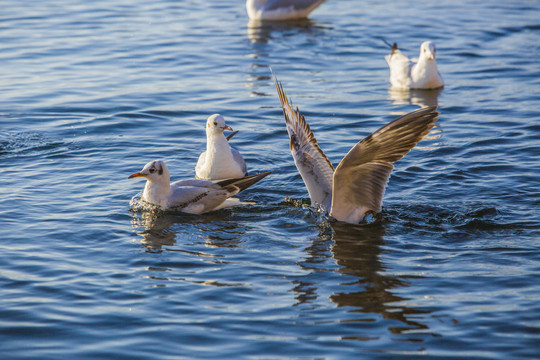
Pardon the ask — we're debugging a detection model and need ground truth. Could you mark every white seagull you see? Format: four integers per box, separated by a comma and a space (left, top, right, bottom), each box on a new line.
273, 74, 439, 224
385, 41, 444, 90
246, 0, 327, 21
195, 114, 248, 180
129, 160, 271, 214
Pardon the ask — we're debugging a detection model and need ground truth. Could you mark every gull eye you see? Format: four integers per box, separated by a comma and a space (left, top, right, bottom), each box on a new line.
149, 168, 155, 173
213, 122, 217, 126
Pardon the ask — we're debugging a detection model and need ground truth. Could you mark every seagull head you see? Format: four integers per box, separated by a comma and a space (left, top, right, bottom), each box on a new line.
129, 160, 170, 183
420, 41, 437, 61
207, 114, 232, 135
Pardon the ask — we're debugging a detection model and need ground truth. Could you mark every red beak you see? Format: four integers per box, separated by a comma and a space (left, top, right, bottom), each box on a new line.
223, 125, 233, 131
128, 172, 144, 179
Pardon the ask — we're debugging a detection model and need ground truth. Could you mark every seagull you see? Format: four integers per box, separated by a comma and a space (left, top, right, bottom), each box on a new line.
273, 74, 439, 224
129, 160, 271, 214
246, 0, 327, 21
195, 114, 248, 180
385, 41, 444, 90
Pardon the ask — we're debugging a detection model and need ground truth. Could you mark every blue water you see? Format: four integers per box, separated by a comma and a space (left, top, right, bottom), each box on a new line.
1, 0, 539, 358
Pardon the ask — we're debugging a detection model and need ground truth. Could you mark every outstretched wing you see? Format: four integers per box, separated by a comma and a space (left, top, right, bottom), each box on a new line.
273, 73, 334, 211
330, 106, 439, 224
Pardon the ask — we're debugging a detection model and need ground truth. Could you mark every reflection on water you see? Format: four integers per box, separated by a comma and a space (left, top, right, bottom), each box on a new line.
328, 223, 434, 338
291, 222, 436, 341
130, 209, 255, 289
388, 87, 443, 109
130, 208, 247, 252
246, 18, 326, 44
131, 211, 182, 251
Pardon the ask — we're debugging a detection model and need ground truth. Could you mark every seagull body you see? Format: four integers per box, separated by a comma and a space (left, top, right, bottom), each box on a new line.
246, 0, 327, 21
196, 114, 247, 180
385, 41, 444, 90
273, 74, 438, 224
129, 160, 271, 214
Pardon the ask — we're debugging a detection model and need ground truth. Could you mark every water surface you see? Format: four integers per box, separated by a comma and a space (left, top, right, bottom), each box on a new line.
1, 0, 539, 358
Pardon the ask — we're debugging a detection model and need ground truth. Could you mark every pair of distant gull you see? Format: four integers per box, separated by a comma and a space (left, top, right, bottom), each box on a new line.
129, 1, 443, 224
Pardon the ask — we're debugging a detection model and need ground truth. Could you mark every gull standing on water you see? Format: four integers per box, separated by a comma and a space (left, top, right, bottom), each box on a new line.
273, 74, 439, 224
246, 0, 327, 21
385, 41, 444, 90
196, 114, 248, 180
129, 160, 271, 214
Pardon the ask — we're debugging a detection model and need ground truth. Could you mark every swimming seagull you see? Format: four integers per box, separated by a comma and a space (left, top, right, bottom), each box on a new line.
273, 74, 439, 224
385, 41, 444, 90
129, 160, 271, 214
195, 114, 248, 180
246, 0, 327, 21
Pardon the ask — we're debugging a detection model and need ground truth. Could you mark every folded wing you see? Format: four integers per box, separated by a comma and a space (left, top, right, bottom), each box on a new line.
330, 106, 439, 223
167, 181, 228, 214
231, 148, 248, 176
169, 171, 272, 214
273, 74, 334, 211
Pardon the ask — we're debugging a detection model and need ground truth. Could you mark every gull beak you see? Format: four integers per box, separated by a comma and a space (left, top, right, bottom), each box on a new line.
223, 125, 233, 131
428, 52, 435, 60
128, 172, 144, 179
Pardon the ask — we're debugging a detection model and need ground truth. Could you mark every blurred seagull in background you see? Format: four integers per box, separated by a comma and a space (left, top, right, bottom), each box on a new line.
196, 114, 248, 180
273, 72, 439, 224
129, 160, 271, 214
246, 0, 327, 21
385, 41, 444, 90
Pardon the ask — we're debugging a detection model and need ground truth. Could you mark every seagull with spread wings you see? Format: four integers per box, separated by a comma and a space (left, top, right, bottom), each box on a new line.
273, 74, 438, 224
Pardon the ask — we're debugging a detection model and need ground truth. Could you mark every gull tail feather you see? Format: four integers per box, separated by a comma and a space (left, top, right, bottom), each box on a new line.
217, 171, 273, 194
226, 130, 239, 142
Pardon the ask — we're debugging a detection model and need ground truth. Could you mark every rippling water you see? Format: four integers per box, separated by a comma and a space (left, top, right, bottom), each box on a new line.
1, 0, 539, 358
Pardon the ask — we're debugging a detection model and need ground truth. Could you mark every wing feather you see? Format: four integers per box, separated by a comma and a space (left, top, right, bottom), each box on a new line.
330, 106, 439, 223
168, 171, 271, 214
273, 73, 334, 210
231, 148, 248, 176
167, 186, 227, 214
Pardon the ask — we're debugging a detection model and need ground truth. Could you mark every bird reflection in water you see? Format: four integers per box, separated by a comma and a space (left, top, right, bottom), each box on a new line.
130, 211, 180, 252
388, 87, 443, 110
294, 221, 438, 341
246, 18, 326, 44
130, 209, 246, 252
